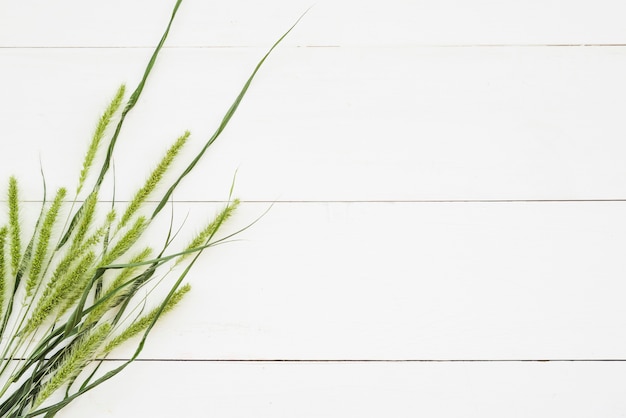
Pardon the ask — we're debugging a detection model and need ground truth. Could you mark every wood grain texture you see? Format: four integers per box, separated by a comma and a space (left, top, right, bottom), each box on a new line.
2, 47, 626, 201
58, 361, 626, 418
105, 201, 626, 361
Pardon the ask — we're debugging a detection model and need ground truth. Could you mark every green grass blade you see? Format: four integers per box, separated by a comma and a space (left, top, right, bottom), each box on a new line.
56, 0, 184, 249
151, 11, 307, 218
93, 0, 184, 191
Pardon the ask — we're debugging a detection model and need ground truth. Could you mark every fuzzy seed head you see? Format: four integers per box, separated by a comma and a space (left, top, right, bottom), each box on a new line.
103, 284, 190, 354
118, 131, 189, 230
8, 176, 21, 276
177, 199, 239, 266
77, 84, 126, 194
34, 323, 112, 407
26, 187, 67, 297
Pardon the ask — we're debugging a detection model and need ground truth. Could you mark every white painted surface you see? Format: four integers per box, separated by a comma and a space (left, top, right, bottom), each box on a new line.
3, 46, 626, 201
60, 361, 626, 418
118, 201, 626, 361
2, 0, 626, 47
2, 0, 626, 416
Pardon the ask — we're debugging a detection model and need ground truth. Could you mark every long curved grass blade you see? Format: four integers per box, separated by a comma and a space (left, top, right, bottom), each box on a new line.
56, 0, 184, 249
94, 1, 184, 191
151, 10, 308, 218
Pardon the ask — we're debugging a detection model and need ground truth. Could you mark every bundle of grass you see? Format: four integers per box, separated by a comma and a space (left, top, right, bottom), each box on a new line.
0, 1, 303, 416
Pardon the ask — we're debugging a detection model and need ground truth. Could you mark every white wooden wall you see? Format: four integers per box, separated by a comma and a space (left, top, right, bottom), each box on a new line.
2, 0, 626, 416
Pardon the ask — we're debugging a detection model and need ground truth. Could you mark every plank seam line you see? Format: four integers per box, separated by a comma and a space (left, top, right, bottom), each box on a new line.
2, 44, 626, 49
5, 358, 625, 363
91, 359, 626, 363
5, 199, 626, 204
0, 45, 339, 50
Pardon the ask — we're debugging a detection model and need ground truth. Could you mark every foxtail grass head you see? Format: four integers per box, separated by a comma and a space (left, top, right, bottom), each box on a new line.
77, 85, 126, 196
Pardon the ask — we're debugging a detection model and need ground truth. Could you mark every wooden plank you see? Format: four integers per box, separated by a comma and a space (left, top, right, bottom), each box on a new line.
2, 47, 626, 201
57, 361, 626, 417
83, 201, 626, 360
3, 0, 626, 47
